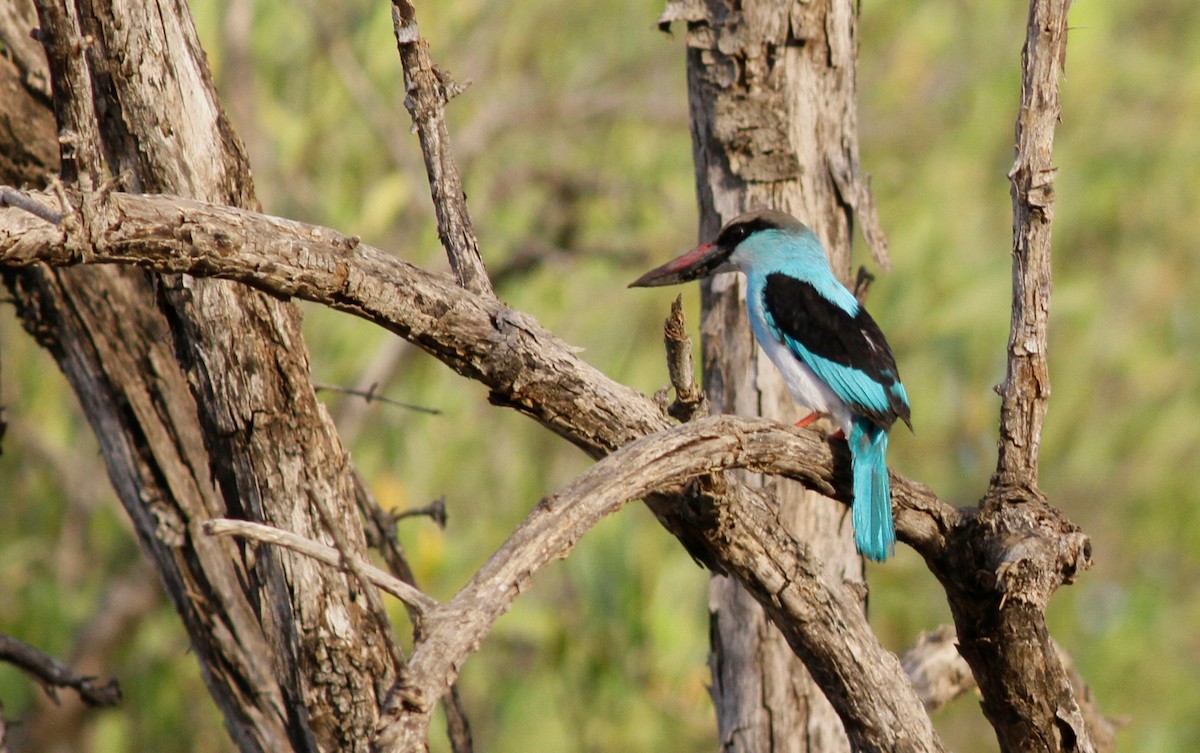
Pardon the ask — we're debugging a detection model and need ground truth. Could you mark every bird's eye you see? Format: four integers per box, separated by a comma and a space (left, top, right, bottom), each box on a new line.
724, 224, 748, 245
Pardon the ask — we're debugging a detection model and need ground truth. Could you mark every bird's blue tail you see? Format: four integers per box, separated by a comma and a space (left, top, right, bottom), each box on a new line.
850, 418, 894, 562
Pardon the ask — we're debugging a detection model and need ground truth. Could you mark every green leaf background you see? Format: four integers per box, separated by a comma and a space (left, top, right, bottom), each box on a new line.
2, 0, 1197, 750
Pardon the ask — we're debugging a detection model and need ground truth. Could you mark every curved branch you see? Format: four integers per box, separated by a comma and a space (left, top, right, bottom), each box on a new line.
0, 632, 121, 707
376, 415, 945, 753
203, 518, 438, 615
0, 188, 668, 459
0, 185, 1099, 752
0, 187, 962, 555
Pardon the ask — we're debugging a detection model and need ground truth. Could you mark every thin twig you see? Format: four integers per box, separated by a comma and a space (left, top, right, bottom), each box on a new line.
389, 0, 492, 297
395, 496, 448, 529
0, 633, 121, 706
312, 381, 441, 415
202, 518, 438, 615
0, 186, 63, 224
352, 481, 473, 753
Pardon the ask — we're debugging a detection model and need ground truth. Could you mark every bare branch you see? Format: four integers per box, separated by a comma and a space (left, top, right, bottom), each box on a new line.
662, 295, 707, 422
389, 0, 492, 297
395, 496, 448, 529
994, 0, 1069, 490
1, 185, 1101, 752
352, 481, 472, 753
309, 488, 407, 670
0, 186, 63, 224
377, 415, 947, 753
31, 0, 105, 182
0, 633, 121, 707
933, 3, 1097, 753
0, 187, 957, 545
203, 518, 438, 616
0, 187, 668, 459
312, 381, 442, 414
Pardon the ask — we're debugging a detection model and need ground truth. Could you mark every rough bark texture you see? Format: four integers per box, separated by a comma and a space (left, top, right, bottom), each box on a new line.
0, 0, 1113, 751
390, 0, 492, 297
1, 188, 950, 753
2, 1, 392, 750
933, 3, 1097, 753
662, 0, 889, 748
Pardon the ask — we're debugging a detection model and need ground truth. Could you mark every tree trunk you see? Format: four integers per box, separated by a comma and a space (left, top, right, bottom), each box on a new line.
2, 0, 393, 750
669, 0, 888, 749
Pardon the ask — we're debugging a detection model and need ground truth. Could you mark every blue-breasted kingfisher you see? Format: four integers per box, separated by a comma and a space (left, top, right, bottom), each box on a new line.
630, 210, 911, 562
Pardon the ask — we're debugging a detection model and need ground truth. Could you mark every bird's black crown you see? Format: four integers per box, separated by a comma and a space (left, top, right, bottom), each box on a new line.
714, 210, 809, 251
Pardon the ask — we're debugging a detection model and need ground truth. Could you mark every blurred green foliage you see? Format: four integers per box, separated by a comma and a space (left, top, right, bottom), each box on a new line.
3, 0, 1199, 751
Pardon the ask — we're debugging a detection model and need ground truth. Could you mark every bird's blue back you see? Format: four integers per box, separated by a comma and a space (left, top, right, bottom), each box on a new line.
730, 227, 910, 433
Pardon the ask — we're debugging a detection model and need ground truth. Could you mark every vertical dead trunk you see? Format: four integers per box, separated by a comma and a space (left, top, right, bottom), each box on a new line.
2, 0, 393, 750
666, 0, 888, 749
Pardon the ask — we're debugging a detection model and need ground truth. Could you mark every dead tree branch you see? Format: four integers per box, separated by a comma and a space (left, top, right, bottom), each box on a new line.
203, 518, 437, 616
389, 0, 491, 296
375, 414, 946, 752
0, 633, 121, 707
923, 3, 1101, 753
995, 0, 1067, 490
662, 295, 707, 422
0, 182, 1109, 752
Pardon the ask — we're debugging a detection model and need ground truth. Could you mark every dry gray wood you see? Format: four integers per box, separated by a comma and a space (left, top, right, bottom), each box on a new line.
0, 182, 1104, 753
662, 295, 708, 422
7, 1, 396, 750
668, 0, 891, 748
934, 3, 1097, 753
389, 0, 492, 297
0, 0, 1113, 751
996, 0, 1064, 489
0, 188, 951, 753
204, 519, 437, 614
373, 415, 945, 753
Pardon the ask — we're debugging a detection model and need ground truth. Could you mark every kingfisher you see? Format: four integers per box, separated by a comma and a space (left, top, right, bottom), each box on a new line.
630, 210, 911, 561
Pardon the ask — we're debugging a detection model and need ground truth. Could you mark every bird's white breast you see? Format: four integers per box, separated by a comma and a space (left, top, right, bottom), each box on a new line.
755, 331, 853, 434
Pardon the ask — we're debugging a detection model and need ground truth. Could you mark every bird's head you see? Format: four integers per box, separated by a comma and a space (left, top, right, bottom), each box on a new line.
629, 209, 823, 288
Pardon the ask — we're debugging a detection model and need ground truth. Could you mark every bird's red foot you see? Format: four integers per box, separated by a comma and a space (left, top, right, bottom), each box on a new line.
794, 411, 824, 429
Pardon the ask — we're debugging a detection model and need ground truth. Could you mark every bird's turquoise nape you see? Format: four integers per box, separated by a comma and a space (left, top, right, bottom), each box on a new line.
630, 210, 911, 562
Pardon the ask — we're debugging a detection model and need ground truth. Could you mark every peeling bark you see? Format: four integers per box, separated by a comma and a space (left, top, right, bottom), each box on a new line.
3, 0, 392, 749
669, 0, 888, 748
0, 0, 1113, 751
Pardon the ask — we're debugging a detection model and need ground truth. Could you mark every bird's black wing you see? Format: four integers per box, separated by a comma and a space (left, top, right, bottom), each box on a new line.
763, 273, 911, 429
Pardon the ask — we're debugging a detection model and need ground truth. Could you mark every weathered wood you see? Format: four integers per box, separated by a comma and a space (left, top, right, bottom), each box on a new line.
667, 0, 890, 748
4, 0, 394, 749
373, 415, 946, 753
1, 187, 952, 752
938, 3, 1098, 753
0, 0, 1112, 750
995, 0, 1065, 490
389, 0, 492, 297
